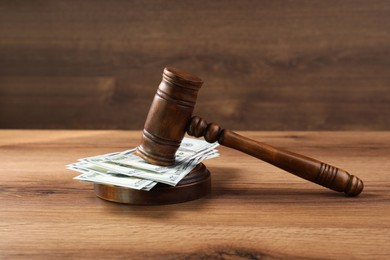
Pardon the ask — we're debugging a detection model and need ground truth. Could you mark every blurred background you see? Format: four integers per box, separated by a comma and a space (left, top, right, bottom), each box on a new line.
0, 0, 389, 130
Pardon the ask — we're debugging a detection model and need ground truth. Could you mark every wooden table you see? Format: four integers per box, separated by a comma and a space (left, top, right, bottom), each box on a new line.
1, 130, 389, 259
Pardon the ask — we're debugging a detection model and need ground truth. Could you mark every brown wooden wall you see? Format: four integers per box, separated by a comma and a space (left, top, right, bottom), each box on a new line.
1, 0, 389, 130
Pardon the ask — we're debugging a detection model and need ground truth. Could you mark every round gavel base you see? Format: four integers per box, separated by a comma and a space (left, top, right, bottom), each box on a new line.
94, 163, 211, 205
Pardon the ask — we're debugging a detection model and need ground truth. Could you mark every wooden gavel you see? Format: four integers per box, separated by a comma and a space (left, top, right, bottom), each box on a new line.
136, 67, 364, 196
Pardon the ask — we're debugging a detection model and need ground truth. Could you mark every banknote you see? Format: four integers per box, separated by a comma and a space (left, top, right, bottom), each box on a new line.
106, 145, 218, 173
77, 150, 219, 186
130, 151, 219, 186
67, 162, 157, 190
82, 137, 219, 173
67, 137, 220, 190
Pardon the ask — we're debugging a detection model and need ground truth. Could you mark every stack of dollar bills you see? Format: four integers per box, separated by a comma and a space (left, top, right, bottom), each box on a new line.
66, 137, 219, 191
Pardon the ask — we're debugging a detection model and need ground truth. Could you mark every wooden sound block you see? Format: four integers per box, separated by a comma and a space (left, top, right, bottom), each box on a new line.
94, 163, 211, 205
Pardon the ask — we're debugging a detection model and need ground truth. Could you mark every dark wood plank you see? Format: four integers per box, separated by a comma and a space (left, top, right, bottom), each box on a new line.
0, 0, 389, 130
0, 130, 389, 259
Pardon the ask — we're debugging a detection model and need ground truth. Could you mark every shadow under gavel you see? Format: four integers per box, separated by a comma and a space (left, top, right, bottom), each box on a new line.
135, 67, 364, 197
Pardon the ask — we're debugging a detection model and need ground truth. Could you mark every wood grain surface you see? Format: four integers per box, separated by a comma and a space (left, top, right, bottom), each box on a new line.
0, 130, 389, 259
1, 1, 390, 130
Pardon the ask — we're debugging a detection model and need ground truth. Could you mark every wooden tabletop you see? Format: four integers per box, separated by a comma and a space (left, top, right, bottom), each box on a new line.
1, 130, 389, 259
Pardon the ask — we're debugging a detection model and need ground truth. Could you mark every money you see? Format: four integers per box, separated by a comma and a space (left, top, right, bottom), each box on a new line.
72, 148, 218, 186
67, 137, 219, 191
82, 138, 218, 173
67, 161, 157, 190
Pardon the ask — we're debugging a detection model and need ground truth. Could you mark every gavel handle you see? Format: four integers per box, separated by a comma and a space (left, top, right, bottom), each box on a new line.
187, 116, 364, 196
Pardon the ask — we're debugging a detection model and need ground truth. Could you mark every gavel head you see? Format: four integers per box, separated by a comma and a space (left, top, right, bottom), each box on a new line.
135, 67, 203, 166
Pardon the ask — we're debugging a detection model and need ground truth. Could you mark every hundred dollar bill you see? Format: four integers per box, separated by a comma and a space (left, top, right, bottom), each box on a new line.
81, 137, 218, 174
82, 150, 219, 186
107, 145, 218, 173
67, 137, 220, 189
128, 151, 219, 186
137, 151, 219, 185
68, 162, 157, 191
70, 151, 219, 188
